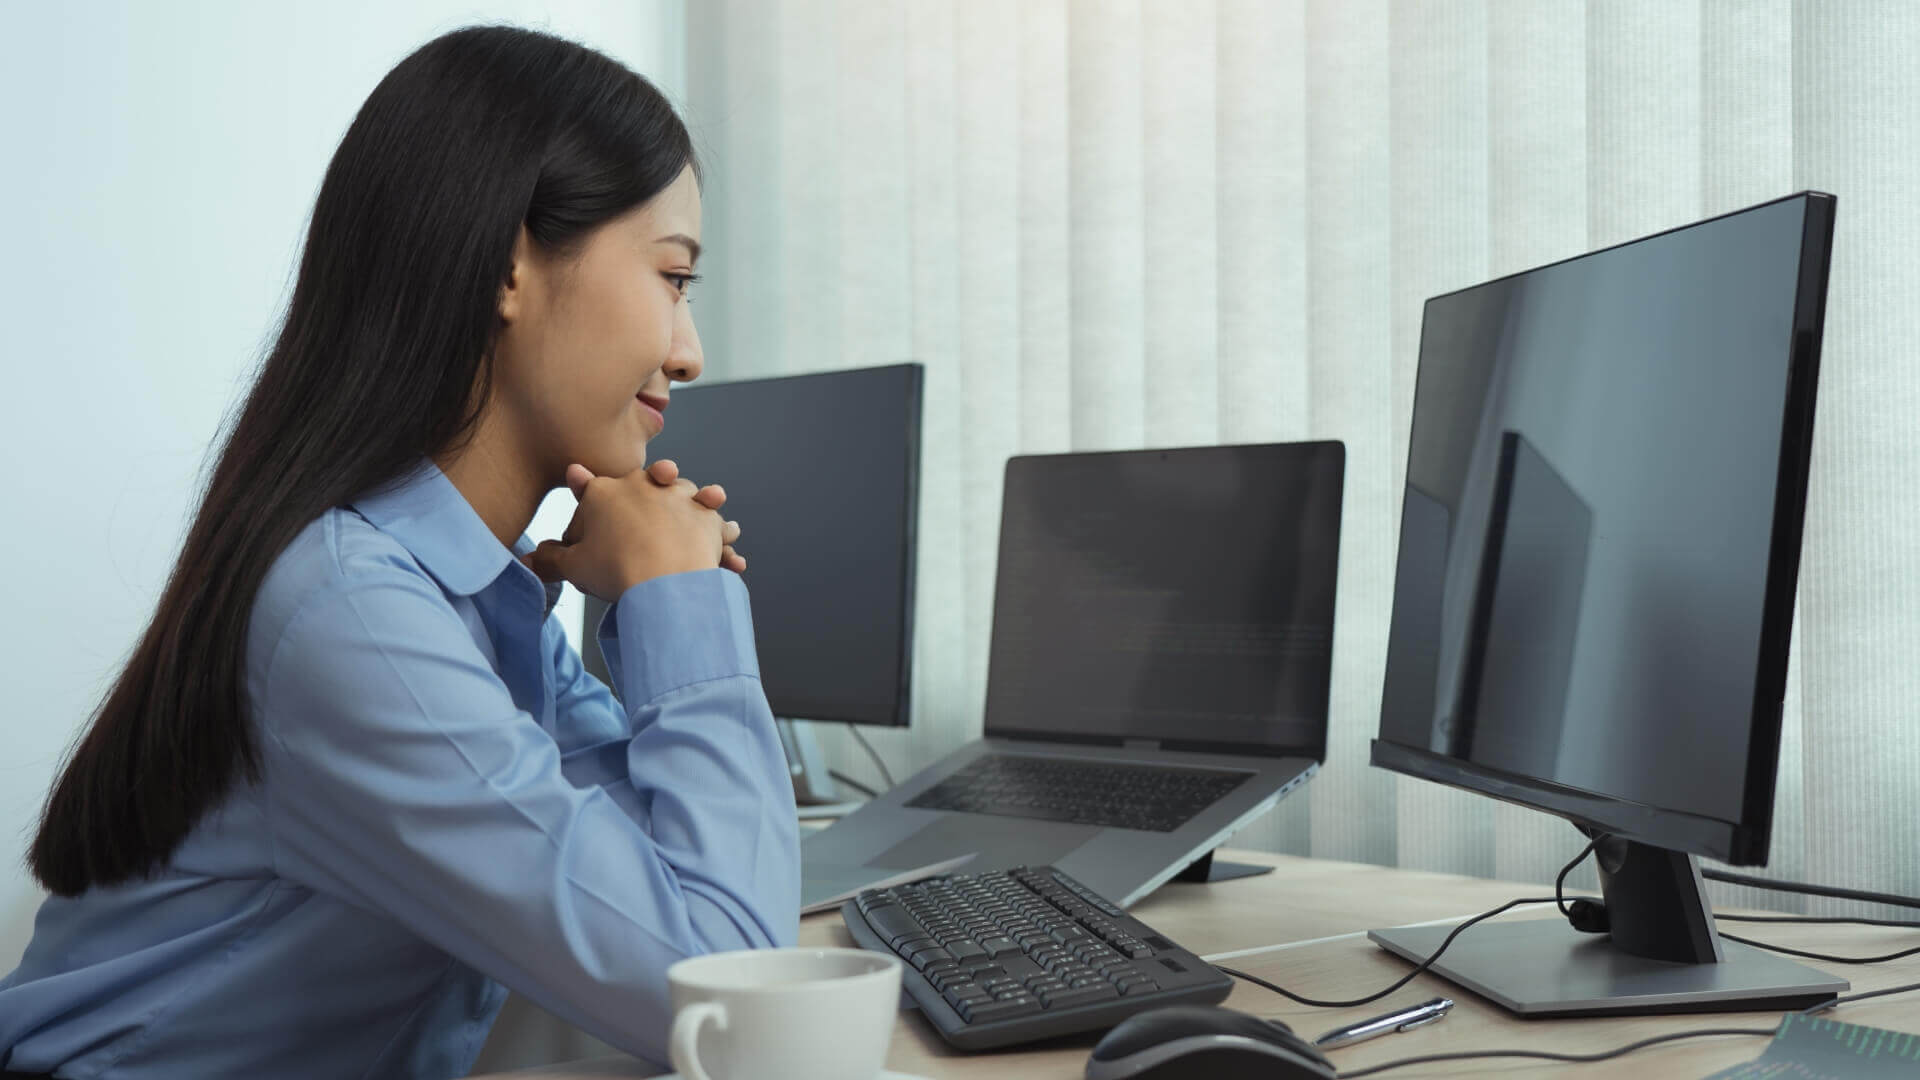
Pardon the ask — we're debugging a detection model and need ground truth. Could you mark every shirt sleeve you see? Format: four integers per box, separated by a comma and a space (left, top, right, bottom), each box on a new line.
542, 604, 639, 796
256, 566, 800, 1064
544, 606, 627, 753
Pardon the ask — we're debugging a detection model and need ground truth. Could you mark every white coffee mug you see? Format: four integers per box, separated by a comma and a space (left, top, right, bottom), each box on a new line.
667, 946, 902, 1080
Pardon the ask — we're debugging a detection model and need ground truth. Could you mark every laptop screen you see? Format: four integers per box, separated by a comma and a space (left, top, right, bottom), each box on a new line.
982, 442, 1344, 757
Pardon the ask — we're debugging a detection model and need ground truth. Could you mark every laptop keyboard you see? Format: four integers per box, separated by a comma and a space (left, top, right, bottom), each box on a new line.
904, 754, 1251, 833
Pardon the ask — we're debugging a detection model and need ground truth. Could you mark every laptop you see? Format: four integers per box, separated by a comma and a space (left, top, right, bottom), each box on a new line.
802, 441, 1344, 908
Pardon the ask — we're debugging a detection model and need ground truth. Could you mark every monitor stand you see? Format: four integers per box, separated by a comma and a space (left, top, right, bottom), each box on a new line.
777, 718, 866, 819
1367, 835, 1846, 1017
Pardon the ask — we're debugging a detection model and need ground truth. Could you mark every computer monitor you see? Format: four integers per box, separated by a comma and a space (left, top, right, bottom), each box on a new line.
580, 363, 923, 804
1369, 193, 1843, 1016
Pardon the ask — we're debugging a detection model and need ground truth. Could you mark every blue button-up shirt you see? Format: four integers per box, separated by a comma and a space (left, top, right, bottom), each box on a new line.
0, 460, 800, 1078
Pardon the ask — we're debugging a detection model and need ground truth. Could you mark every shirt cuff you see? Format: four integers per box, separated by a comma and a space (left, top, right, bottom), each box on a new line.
595, 569, 760, 705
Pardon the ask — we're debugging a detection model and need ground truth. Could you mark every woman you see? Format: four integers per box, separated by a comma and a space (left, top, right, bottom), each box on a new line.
0, 25, 799, 1079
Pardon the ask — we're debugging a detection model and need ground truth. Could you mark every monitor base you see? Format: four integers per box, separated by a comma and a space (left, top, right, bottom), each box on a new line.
1369, 917, 1846, 1017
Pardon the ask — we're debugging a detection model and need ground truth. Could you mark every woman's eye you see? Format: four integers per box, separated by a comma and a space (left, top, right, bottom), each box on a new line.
664, 271, 702, 298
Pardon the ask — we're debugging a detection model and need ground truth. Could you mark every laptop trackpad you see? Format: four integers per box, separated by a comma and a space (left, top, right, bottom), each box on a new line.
866, 814, 1092, 873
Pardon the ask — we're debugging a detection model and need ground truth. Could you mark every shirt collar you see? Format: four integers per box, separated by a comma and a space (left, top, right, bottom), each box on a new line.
350, 458, 543, 601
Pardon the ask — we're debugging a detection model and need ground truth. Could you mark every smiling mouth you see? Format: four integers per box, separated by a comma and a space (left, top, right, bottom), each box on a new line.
635, 392, 668, 433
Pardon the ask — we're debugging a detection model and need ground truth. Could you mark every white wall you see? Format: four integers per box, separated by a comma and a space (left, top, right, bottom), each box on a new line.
0, 0, 683, 1066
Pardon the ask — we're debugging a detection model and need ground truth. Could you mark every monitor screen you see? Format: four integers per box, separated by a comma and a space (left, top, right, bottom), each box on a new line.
630, 363, 921, 726
1373, 193, 1834, 865
983, 442, 1344, 757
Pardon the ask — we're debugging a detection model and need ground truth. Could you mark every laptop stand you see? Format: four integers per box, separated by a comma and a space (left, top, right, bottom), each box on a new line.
1175, 849, 1275, 884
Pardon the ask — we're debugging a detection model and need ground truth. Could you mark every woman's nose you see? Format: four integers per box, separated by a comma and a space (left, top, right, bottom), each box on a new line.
665, 305, 703, 382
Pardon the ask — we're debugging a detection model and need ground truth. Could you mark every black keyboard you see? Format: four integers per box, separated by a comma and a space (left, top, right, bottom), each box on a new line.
904, 753, 1251, 832
841, 865, 1233, 1050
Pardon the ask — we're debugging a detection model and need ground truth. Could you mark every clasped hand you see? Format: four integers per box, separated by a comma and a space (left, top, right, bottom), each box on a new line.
520, 459, 745, 602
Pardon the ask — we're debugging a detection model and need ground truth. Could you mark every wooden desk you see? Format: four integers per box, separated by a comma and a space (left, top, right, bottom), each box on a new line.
485, 851, 1920, 1078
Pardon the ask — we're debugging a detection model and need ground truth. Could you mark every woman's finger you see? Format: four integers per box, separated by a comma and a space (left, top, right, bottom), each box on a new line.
524, 540, 570, 583
722, 520, 742, 545
647, 459, 680, 486
564, 463, 595, 499
721, 545, 746, 574
694, 483, 727, 511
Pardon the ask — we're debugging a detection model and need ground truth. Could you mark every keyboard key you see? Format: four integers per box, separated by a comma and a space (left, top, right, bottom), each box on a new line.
926, 968, 964, 991
897, 936, 938, 959
978, 937, 1019, 958
1038, 984, 1119, 1009
947, 941, 988, 964
863, 904, 926, 947
997, 955, 1045, 982
942, 984, 990, 1009
960, 996, 1042, 1023
910, 948, 954, 971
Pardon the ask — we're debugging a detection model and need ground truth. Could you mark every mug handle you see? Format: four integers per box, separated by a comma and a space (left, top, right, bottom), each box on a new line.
669, 1000, 729, 1080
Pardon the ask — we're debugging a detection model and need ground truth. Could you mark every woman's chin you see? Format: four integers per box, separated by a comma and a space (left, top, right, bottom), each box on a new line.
565, 442, 646, 481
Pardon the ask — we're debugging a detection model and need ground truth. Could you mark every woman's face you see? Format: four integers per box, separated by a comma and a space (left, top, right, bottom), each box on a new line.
493, 164, 704, 482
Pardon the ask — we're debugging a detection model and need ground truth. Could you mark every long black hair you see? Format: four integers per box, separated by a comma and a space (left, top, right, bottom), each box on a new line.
30, 25, 698, 897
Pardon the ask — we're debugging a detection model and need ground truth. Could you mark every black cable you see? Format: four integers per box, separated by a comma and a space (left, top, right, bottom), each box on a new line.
827, 769, 878, 800
1715, 933, 1920, 965
1555, 835, 1600, 916
1341, 975, 1920, 1078
1217, 895, 1561, 1009
1300, 845, 1920, 1078
1334, 1025, 1779, 1079
1702, 867, 1920, 911
1219, 843, 1597, 1009
847, 724, 896, 789
1716, 913, 1920, 929
1801, 978, 1920, 1014
1555, 849, 1920, 941
1705, 872, 1920, 962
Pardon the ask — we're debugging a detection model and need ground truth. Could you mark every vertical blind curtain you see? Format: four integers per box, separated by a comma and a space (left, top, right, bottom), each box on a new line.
683, 0, 1920, 913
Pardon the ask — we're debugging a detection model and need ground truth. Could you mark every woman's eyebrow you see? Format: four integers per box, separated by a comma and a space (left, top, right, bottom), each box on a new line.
655, 233, 702, 265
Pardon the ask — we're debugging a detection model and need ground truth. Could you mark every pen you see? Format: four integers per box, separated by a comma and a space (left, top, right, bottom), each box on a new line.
1312, 997, 1455, 1050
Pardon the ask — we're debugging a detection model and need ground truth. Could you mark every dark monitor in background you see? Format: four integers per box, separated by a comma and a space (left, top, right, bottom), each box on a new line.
581, 363, 923, 808
1370, 193, 1841, 1016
